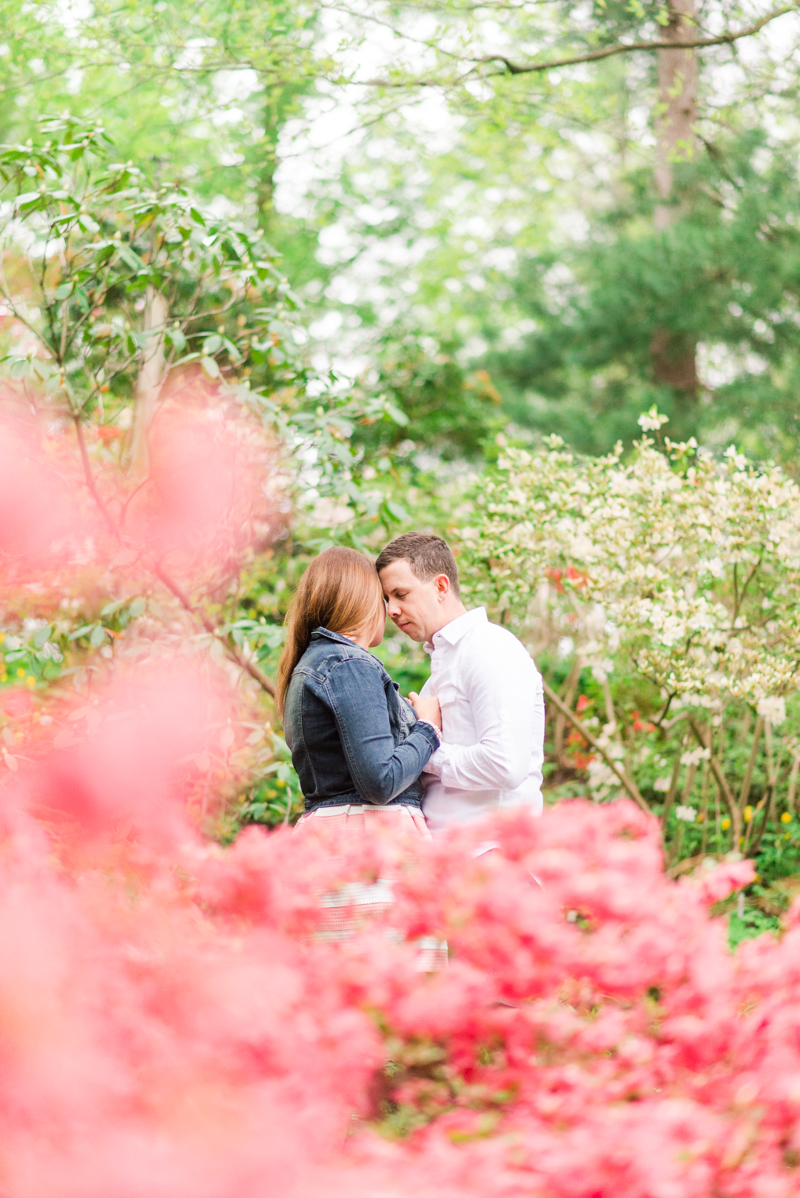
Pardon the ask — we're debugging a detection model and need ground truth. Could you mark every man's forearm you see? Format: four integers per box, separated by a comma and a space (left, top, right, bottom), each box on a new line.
427, 740, 531, 792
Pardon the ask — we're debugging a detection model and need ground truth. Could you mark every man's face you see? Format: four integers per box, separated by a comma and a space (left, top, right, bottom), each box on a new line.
379, 558, 442, 644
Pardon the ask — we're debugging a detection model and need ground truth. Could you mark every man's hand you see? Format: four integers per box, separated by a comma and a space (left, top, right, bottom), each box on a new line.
409, 692, 442, 731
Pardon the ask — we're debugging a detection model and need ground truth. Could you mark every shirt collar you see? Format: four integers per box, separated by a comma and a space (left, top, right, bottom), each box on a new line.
424, 607, 487, 655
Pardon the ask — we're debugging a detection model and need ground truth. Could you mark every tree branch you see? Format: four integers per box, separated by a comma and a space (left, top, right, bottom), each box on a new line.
362, 5, 797, 87
542, 678, 649, 814
152, 563, 277, 698
65, 418, 278, 701
72, 414, 120, 542
688, 717, 741, 844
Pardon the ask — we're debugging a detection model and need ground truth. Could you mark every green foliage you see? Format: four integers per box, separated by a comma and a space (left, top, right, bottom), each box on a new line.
221, 732, 304, 835
728, 904, 781, 950
352, 332, 504, 461
0, 116, 302, 412
0, 0, 324, 209
486, 132, 800, 458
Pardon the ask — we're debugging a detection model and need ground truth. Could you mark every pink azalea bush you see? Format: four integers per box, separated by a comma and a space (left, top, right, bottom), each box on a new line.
4, 676, 800, 1198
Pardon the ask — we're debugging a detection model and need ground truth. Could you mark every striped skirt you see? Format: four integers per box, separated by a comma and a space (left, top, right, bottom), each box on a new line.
294, 802, 445, 968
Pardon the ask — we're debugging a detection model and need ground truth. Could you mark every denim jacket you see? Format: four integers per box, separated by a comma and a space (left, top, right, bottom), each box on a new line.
283, 627, 439, 812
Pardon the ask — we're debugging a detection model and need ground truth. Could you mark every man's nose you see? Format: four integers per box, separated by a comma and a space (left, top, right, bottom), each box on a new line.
386, 598, 401, 619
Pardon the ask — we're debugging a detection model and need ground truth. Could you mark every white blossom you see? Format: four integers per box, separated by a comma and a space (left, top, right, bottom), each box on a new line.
465, 438, 800, 712
681, 746, 710, 766
757, 696, 787, 727
638, 406, 669, 432
674, 805, 697, 823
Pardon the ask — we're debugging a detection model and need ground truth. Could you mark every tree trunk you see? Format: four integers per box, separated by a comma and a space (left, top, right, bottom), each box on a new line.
130, 288, 168, 476
255, 83, 304, 232
651, 0, 699, 395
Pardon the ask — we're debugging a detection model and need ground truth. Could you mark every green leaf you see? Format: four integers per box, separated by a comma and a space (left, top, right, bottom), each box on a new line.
54, 283, 73, 301
18, 195, 45, 215
202, 334, 223, 355
32, 625, 53, 649
118, 246, 143, 271
384, 402, 410, 427
127, 597, 147, 618
10, 359, 30, 380
385, 500, 409, 522
89, 625, 107, 648
200, 356, 220, 378
167, 327, 186, 351
68, 623, 94, 642
100, 598, 126, 617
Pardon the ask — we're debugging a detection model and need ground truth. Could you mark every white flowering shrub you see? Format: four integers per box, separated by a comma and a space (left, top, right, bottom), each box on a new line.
462, 425, 800, 878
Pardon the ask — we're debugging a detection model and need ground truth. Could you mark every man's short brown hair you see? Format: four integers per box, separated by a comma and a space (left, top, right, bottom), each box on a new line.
375, 532, 460, 598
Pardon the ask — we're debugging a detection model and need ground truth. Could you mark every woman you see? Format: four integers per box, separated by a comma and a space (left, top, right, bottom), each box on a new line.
276, 545, 442, 839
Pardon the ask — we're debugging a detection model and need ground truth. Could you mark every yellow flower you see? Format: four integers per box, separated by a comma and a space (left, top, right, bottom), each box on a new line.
25, 677, 35, 688
744, 805, 753, 823
782, 811, 792, 823
721, 818, 731, 830
15, 667, 24, 678
786, 833, 791, 841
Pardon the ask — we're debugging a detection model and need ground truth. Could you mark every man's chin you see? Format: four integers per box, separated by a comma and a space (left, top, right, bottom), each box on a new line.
396, 622, 424, 642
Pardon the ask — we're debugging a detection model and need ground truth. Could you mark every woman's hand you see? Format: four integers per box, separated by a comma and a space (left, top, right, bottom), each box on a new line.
409, 692, 442, 731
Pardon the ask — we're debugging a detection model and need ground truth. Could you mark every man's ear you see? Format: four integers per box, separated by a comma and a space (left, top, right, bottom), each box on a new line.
435, 573, 450, 600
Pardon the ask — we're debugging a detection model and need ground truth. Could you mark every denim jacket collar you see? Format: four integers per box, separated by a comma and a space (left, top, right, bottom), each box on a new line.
309, 626, 361, 650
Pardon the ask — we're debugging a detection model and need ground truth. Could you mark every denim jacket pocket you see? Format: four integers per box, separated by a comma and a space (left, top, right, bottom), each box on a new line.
387, 681, 415, 741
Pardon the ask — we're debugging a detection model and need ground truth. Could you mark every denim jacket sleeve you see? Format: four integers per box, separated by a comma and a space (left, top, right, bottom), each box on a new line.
323, 656, 439, 804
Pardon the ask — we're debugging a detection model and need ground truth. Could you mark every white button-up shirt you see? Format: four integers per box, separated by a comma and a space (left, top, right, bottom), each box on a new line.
420, 607, 545, 832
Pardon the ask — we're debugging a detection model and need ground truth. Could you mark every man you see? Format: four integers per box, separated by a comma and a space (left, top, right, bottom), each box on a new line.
376, 531, 545, 833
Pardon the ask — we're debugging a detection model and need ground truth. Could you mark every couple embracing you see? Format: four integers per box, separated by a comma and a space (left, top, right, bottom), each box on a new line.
276, 532, 545, 841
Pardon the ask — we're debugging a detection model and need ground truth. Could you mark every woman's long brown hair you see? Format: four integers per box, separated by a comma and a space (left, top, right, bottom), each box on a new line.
275, 546, 384, 715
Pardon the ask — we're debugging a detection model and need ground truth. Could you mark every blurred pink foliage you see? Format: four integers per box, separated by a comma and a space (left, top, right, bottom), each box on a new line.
0, 415, 87, 578
5, 698, 800, 1197
0, 381, 282, 597
130, 385, 283, 575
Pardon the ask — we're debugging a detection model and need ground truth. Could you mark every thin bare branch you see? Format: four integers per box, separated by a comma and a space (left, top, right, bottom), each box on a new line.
361, 5, 797, 87
737, 714, 764, 808
72, 413, 120, 541
689, 718, 742, 845
153, 563, 277, 698
542, 677, 649, 813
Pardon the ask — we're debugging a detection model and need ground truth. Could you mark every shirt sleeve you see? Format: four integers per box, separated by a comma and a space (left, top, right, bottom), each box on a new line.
428, 636, 543, 793
324, 657, 439, 805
